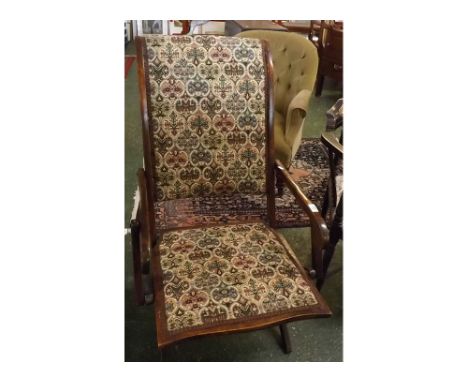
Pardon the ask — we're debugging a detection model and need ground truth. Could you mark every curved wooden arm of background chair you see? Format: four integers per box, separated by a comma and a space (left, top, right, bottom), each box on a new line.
321, 131, 343, 158
172, 20, 191, 35
275, 160, 329, 286
325, 98, 343, 131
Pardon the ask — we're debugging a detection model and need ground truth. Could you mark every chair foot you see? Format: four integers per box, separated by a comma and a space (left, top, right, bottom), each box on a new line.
279, 324, 292, 354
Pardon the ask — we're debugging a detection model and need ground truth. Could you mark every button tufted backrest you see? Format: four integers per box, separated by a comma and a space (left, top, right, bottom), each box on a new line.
137, 35, 270, 202
237, 30, 318, 117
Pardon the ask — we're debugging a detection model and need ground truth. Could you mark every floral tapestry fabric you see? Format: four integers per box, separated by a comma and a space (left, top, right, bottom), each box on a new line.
159, 223, 319, 332
143, 35, 267, 202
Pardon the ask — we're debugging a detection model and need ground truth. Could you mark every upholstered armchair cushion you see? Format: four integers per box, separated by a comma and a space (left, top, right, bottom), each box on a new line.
285, 89, 312, 159
237, 30, 318, 167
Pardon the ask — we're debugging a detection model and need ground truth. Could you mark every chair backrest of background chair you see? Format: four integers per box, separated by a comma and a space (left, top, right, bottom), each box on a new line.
237, 30, 318, 117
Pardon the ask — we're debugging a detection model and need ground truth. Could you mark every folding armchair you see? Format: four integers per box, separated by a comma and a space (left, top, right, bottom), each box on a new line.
131, 34, 331, 352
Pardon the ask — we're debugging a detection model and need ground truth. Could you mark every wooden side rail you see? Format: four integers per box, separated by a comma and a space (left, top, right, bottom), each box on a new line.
130, 168, 155, 305
274, 160, 329, 286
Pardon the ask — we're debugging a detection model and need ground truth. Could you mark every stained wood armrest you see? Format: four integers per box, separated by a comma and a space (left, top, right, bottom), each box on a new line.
321, 132, 343, 158
274, 160, 329, 249
325, 98, 343, 131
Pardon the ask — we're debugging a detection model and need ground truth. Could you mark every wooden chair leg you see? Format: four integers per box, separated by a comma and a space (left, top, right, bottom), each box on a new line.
130, 219, 145, 306
317, 236, 339, 291
276, 171, 285, 197
321, 184, 330, 219
279, 324, 292, 354
315, 74, 325, 97
325, 223, 341, 273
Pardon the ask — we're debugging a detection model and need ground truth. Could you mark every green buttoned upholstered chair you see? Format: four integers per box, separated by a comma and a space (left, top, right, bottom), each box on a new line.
131, 34, 331, 354
237, 30, 319, 169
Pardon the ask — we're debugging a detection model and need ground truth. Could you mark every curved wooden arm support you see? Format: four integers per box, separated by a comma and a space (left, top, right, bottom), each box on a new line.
274, 160, 329, 286
325, 98, 343, 131
275, 160, 329, 247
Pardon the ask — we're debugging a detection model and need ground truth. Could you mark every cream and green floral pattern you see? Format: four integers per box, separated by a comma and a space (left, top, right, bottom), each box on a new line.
159, 223, 319, 332
143, 35, 267, 202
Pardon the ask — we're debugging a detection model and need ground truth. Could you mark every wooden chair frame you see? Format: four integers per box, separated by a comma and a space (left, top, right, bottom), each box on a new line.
314, 21, 343, 97
320, 99, 343, 223
130, 36, 331, 351
319, 131, 343, 290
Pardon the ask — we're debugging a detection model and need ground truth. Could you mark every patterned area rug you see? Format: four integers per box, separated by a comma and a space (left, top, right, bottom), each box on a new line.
155, 137, 331, 229
125, 56, 136, 78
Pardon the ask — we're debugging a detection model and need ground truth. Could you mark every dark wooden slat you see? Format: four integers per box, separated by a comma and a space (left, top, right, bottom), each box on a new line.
280, 324, 292, 354
262, 40, 276, 228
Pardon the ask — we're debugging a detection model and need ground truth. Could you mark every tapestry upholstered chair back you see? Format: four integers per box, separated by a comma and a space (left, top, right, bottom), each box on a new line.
138, 34, 271, 203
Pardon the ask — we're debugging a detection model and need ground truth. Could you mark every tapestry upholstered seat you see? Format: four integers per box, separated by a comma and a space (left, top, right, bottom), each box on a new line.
132, 34, 331, 352
156, 222, 326, 345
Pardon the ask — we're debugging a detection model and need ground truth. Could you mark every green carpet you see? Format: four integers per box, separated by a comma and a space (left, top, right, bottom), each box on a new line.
124, 40, 343, 361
